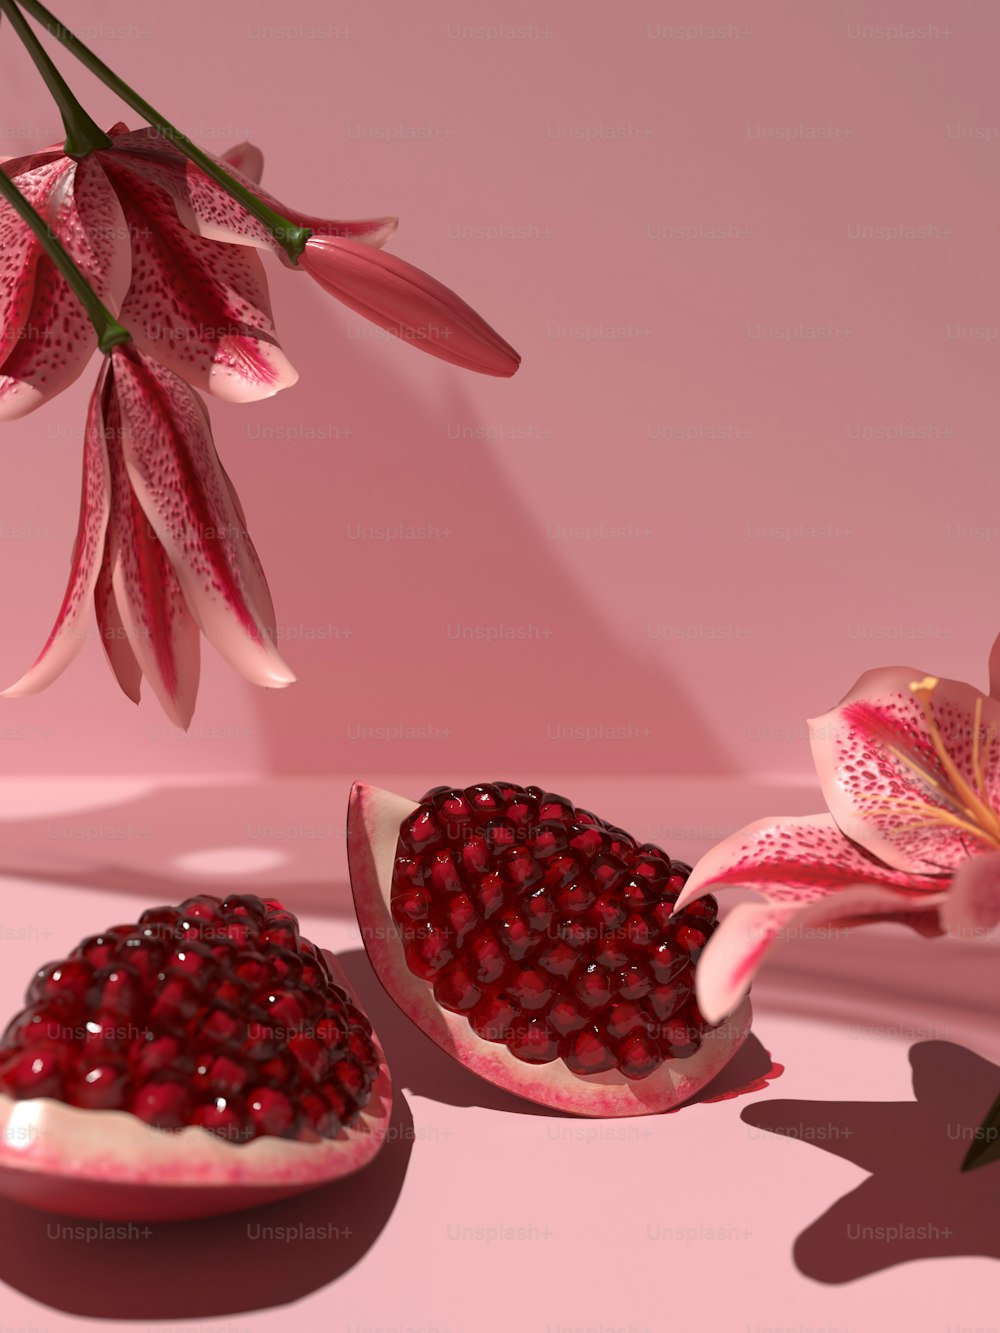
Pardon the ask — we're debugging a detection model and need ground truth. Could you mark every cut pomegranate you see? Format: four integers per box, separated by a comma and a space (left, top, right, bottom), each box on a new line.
0, 895, 391, 1220
348, 782, 751, 1116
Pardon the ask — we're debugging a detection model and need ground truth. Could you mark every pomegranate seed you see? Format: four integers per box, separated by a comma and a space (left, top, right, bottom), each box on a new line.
546, 997, 589, 1036
470, 994, 519, 1042
429, 852, 462, 894
247, 1087, 296, 1137
467, 929, 507, 985
562, 1027, 616, 1076
508, 1017, 559, 1064
28, 961, 93, 1012
474, 872, 506, 919
131, 1081, 193, 1129
0, 1047, 65, 1098
433, 962, 482, 1013
573, 963, 612, 1010
72, 1064, 127, 1110
605, 1000, 647, 1041
507, 967, 552, 1011
617, 1032, 662, 1080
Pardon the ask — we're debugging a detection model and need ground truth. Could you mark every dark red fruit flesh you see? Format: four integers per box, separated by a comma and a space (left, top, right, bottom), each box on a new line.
390, 784, 719, 1080
0, 896, 379, 1144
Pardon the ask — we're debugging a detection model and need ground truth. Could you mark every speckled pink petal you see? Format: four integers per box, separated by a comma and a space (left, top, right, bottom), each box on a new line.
2, 369, 110, 696
94, 541, 143, 705
809, 667, 1000, 875
106, 128, 397, 257
301, 235, 521, 376
221, 141, 264, 185
102, 382, 200, 728
100, 155, 297, 403
941, 851, 1000, 939
109, 346, 295, 691
218, 462, 277, 639
676, 811, 944, 914
0, 157, 131, 420
693, 880, 949, 1024
0, 153, 67, 366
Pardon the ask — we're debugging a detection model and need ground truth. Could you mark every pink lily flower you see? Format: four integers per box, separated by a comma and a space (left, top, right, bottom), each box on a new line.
1, 123, 517, 418
3, 343, 293, 726
0, 128, 303, 416
112, 128, 520, 377
675, 651, 1000, 1022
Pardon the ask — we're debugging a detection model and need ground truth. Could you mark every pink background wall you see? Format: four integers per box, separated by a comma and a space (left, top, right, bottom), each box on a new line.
1, 0, 998, 779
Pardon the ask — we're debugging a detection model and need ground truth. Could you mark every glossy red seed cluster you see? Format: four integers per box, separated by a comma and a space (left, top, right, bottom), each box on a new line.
391, 783, 720, 1079
0, 895, 378, 1143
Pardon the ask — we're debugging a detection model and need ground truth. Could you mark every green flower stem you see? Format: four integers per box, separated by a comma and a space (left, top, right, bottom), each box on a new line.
0, 165, 129, 352
13, 0, 311, 263
0, 0, 110, 155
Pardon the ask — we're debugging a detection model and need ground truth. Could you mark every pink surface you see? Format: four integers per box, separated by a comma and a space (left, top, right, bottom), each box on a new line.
0, 776, 995, 1331
0, 1, 997, 1328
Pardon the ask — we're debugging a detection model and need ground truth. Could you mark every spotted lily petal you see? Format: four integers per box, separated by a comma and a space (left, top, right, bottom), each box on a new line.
809, 667, 1000, 876
109, 345, 295, 691
0, 155, 129, 419
677, 811, 944, 912
99, 153, 297, 403
0, 153, 67, 367
102, 381, 201, 728
301, 235, 521, 376
107, 127, 397, 255
691, 884, 948, 1024
94, 538, 143, 704
677, 813, 948, 1019
2, 367, 111, 695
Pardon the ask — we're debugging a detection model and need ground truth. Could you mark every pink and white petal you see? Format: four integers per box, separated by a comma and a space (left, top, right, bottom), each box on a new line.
108, 129, 397, 256
675, 811, 944, 913
301, 235, 521, 376
694, 882, 950, 1023
0, 155, 72, 374
101, 157, 297, 402
221, 141, 264, 185
941, 851, 1000, 940
809, 666, 1000, 875
103, 388, 200, 728
2, 373, 110, 696
94, 544, 142, 704
0, 158, 129, 419
218, 463, 277, 639
110, 348, 295, 690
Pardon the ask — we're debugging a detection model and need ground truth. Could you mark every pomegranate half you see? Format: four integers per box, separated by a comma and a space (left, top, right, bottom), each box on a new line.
348, 781, 751, 1116
0, 895, 391, 1220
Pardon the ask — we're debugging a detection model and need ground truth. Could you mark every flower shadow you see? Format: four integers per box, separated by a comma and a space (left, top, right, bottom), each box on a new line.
740, 1039, 1000, 1282
0, 1081, 414, 1320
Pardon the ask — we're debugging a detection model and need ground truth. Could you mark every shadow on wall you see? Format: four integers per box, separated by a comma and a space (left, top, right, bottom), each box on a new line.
225, 276, 732, 777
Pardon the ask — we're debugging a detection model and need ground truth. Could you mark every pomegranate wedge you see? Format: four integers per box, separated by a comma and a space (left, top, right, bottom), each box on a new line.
0, 895, 391, 1220
348, 781, 751, 1116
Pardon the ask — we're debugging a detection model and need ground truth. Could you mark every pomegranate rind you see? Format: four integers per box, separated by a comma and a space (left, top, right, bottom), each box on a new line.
348, 781, 752, 1117
0, 956, 392, 1220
